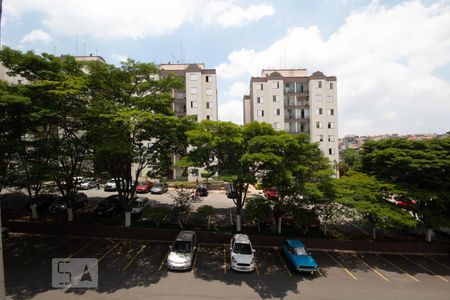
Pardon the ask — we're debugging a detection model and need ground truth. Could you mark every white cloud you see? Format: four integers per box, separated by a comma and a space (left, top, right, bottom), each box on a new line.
20, 29, 52, 44
225, 81, 248, 98
111, 53, 129, 64
216, 1, 450, 136
218, 100, 243, 124
5, 0, 274, 40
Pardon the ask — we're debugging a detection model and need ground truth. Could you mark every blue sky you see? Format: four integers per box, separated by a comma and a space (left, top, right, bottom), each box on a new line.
2, 0, 450, 136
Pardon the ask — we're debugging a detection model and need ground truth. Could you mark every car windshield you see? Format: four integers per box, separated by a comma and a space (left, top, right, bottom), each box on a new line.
82, 178, 92, 183
138, 182, 147, 186
172, 240, 192, 253
233, 243, 252, 255
54, 198, 67, 205
153, 183, 163, 188
107, 179, 115, 184
293, 247, 307, 255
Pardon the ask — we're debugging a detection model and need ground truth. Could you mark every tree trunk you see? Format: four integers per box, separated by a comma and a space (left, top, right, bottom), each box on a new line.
125, 212, 131, 227
30, 204, 38, 219
372, 226, 376, 240
425, 228, 433, 243
236, 214, 241, 232
67, 208, 74, 222
207, 215, 211, 230
278, 217, 282, 234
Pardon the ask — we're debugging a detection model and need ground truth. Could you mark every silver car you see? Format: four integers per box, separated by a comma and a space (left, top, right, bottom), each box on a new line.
167, 231, 197, 270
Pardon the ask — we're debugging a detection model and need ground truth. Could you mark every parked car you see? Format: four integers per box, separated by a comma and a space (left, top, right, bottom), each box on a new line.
131, 197, 150, 218
167, 231, 197, 270
94, 195, 123, 216
26, 193, 61, 213
195, 184, 208, 197
150, 182, 168, 194
230, 234, 255, 272
104, 179, 118, 192
136, 181, 153, 193
226, 183, 238, 199
395, 198, 417, 208
263, 188, 279, 199
48, 193, 88, 214
281, 239, 318, 274
77, 177, 97, 190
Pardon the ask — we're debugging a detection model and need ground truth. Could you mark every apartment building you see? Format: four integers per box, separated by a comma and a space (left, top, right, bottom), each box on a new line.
243, 69, 339, 164
159, 63, 218, 181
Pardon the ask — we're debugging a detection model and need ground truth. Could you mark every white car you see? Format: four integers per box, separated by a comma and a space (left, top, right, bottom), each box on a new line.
77, 177, 97, 190
230, 234, 256, 272
104, 179, 117, 191
167, 231, 197, 270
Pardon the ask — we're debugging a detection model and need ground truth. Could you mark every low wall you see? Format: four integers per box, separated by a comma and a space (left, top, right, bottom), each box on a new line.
5, 220, 449, 254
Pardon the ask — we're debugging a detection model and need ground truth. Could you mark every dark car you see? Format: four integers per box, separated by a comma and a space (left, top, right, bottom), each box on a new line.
48, 193, 88, 214
226, 183, 238, 199
136, 181, 154, 193
27, 193, 61, 213
131, 197, 150, 218
150, 182, 168, 194
94, 195, 123, 216
195, 184, 208, 197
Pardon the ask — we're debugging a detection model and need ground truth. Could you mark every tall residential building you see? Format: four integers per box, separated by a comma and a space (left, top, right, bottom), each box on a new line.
159, 63, 218, 181
243, 69, 339, 164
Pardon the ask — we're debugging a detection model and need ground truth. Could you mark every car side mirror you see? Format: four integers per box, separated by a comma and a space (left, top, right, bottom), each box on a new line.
193, 246, 197, 250
229, 247, 232, 251
253, 249, 256, 253
168, 245, 172, 249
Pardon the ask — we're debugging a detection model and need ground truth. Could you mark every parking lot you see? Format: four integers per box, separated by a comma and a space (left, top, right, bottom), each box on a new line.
3, 233, 450, 300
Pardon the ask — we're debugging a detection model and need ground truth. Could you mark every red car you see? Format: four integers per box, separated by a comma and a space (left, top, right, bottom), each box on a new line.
136, 181, 154, 193
263, 188, 279, 199
395, 199, 417, 208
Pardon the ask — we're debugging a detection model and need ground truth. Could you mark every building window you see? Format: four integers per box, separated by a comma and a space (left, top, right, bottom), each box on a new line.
316, 121, 323, 129
329, 82, 334, 89
328, 135, 335, 142
273, 108, 280, 116
327, 109, 334, 116
190, 101, 198, 108
329, 148, 335, 155
257, 110, 264, 117
319, 135, 324, 142
190, 74, 198, 81
256, 83, 264, 91
272, 81, 279, 89
273, 95, 279, 102
314, 95, 323, 101
316, 108, 323, 115
206, 76, 210, 82
328, 122, 335, 129
206, 102, 213, 109
206, 115, 211, 120
273, 122, 280, 129
206, 89, 213, 96
300, 124, 304, 132
190, 87, 197, 95
327, 96, 334, 103
316, 81, 322, 88
257, 96, 264, 104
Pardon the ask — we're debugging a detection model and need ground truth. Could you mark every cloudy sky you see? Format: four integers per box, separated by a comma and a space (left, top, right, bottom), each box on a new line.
2, 0, 450, 137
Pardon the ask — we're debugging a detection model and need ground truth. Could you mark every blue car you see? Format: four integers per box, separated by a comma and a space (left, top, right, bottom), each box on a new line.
281, 239, 318, 274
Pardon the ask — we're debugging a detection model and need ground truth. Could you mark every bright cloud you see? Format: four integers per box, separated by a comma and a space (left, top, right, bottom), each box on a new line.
225, 81, 249, 98
20, 29, 52, 44
5, 0, 274, 40
218, 100, 243, 124
216, 1, 450, 136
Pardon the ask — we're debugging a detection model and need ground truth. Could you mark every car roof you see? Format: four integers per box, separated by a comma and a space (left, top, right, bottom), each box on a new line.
176, 231, 196, 241
287, 239, 305, 248
233, 234, 251, 244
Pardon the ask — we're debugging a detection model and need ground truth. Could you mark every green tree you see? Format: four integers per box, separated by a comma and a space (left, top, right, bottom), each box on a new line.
171, 188, 195, 229
335, 171, 417, 240
245, 195, 272, 232
361, 138, 450, 241
183, 120, 278, 231
143, 206, 171, 227
197, 205, 214, 230
85, 59, 193, 227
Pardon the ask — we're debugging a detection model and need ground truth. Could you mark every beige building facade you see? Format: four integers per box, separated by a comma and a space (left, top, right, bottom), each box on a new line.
243, 69, 339, 164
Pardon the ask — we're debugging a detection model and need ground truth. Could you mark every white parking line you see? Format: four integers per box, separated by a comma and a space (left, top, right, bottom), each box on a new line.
23, 239, 68, 265
400, 255, 448, 283
325, 252, 357, 280
122, 241, 149, 272
353, 254, 389, 281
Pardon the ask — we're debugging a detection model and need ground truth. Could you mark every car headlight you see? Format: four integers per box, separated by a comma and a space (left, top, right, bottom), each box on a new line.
61, 205, 66, 209
250, 258, 255, 264
232, 257, 237, 263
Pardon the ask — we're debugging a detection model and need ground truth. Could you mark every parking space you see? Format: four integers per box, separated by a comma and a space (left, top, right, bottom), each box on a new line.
3, 233, 450, 299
